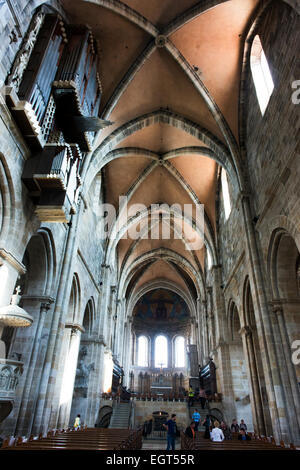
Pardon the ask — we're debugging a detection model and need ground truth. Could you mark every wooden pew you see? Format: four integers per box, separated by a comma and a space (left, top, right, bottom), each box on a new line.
1, 428, 143, 451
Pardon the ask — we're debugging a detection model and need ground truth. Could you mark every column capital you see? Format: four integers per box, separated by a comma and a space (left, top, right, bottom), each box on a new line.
237, 191, 251, 204
65, 322, 85, 334
40, 302, 52, 311
211, 264, 222, 271
239, 325, 252, 337
22, 295, 55, 304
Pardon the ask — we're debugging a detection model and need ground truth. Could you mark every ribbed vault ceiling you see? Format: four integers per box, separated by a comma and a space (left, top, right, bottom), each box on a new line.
61, 0, 260, 305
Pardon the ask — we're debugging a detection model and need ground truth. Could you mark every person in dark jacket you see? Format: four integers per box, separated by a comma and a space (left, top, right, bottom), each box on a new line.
202, 415, 211, 439
146, 419, 153, 436
185, 421, 196, 439
142, 420, 148, 438
163, 414, 177, 450
231, 419, 240, 433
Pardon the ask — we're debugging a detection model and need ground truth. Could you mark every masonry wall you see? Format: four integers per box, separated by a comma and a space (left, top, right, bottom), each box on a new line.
215, 0, 300, 441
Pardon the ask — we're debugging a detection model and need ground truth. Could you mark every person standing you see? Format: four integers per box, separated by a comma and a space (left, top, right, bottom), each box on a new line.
199, 388, 207, 410
210, 421, 224, 442
239, 419, 247, 432
202, 415, 211, 439
74, 414, 81, 430
192, 409, 201, 431
188, 387, 195, 408
231, 419, 240, 433
163, 414, 177, 450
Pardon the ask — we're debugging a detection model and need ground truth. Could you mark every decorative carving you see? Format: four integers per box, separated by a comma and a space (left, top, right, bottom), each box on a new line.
155, 35, 167, 48
239, 325, 252, 337
0, 360, 23, 395
7, 11, 45, 92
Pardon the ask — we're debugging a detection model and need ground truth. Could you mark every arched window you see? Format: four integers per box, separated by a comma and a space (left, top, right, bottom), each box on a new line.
155, 335, 168, 368
221, 168, 231, 220
174, 336, 185, 368
137, 335, 148, 367
250, 35, 274, 116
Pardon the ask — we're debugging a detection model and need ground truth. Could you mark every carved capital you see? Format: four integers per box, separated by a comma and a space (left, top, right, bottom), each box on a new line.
40, 302, 52, 311
7, 10, 46, 91
239, 325, 252, 337
65, 323, 85, 334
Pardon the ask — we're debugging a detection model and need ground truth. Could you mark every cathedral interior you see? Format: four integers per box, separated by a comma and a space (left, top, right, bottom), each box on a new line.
0, 0, 299, 449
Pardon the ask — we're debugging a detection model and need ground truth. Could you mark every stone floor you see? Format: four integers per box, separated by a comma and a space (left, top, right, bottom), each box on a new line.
142, 439, 181, 450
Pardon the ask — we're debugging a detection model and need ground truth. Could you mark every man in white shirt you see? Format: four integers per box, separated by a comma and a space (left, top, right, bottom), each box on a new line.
210, 421, 225, 442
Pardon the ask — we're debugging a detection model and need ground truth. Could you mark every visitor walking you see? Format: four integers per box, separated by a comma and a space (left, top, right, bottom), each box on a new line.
192, 409, 201, 431
74, 414, 81, 430
199, 388, 207, 409
202, 414, 211, 439
163, 414, 177, 450
188, 387, 195, 407
210, 420, 224, 442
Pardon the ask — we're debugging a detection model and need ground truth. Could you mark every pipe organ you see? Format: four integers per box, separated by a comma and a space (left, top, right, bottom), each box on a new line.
4, 6, 107, 223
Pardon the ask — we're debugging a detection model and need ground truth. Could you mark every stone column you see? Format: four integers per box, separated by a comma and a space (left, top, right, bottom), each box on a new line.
108, 286, 116, 353
115, 298, 125, 365
271, 303, 300, 439
57, 324, 82, 429
196, 298, 204, 364
85, 336, 106, 426
240, 192, 289, 442
15, 298, 53, 435
240, 325, 266, 435
201, 300, 209, 361
98, 265, 111, 344
34, 200, 84, 434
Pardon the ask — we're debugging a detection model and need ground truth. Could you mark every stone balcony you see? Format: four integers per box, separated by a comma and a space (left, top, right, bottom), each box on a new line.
0, 358, 24, 424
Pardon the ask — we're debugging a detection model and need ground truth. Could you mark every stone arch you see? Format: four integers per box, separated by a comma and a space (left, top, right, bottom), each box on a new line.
239, 0, 299, 155
84, 109, 240, 193
266, 227, 300, 442
0, 153, 15, 245
227, 299, 241, 342
95, 405, 113, 428
268, 228, 300, 300
66, 274, 81, 324
242, 276, 271, 436
119, 248, 204, 302
227, 299, 254, 431
128, 280, 196, 323
70, 298, 96, 427
81, 298, 95, 336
